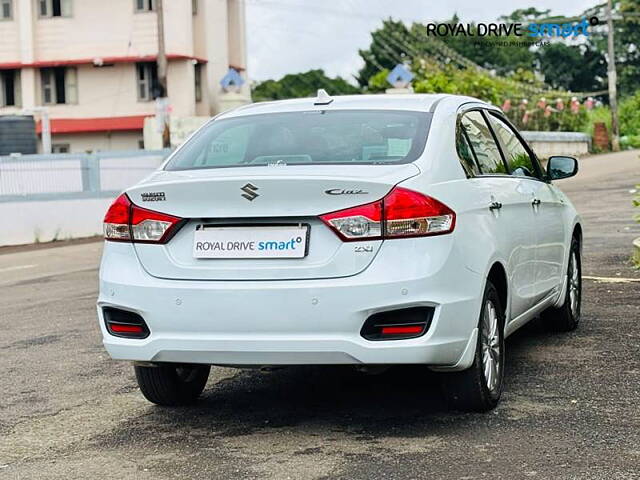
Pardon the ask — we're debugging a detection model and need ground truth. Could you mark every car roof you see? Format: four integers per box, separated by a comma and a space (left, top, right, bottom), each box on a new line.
219, 93, 488, 119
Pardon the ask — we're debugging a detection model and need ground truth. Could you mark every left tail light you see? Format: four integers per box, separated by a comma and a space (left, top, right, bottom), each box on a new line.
103, 193, 183, 243
320, 186, 455, 241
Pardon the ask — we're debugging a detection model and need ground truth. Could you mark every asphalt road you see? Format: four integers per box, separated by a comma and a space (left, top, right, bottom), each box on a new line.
1, 151, 639, 479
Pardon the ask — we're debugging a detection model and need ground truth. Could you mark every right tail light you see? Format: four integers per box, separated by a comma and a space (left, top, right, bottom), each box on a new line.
320, 186, 455, 241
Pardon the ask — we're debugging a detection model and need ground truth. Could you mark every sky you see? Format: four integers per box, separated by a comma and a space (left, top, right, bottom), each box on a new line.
245, 0, 598, 83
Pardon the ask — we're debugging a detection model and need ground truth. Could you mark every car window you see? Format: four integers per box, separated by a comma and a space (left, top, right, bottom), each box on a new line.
191, 124, 252, 167
455, 124, 480, 176
488, 114, 538, 179
459, 111, 506, 175
166, 110, 432, 170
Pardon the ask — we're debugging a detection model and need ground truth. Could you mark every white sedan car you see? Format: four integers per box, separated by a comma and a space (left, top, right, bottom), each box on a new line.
98, 93, 582, 412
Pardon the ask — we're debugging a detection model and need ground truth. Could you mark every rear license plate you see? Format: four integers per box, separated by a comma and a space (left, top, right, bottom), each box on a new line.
193, 225, 309, 259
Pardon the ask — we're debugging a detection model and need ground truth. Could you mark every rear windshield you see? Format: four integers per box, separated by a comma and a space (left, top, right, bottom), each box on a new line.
165, 110, 432, 170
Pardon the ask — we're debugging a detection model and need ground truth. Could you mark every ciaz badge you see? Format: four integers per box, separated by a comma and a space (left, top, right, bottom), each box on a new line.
325, 188, 369, 195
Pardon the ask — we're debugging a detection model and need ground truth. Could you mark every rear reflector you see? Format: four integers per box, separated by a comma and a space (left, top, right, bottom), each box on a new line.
109, 324, 144, 334
320, 186, 455, 241
381, 325, 424, 335
103, 193, 183, 244
103, 307, 150, 339
361, 307, 434, 341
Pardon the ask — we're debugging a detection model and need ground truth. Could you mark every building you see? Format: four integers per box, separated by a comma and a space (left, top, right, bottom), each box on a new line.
0, 0, 250, 153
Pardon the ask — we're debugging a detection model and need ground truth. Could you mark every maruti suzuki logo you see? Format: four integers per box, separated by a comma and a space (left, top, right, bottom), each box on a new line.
241, 183, 259, 201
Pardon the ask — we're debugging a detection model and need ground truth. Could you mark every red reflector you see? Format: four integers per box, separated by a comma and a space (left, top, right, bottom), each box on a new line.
109, 324, 144, 334
381, 325, 424, 335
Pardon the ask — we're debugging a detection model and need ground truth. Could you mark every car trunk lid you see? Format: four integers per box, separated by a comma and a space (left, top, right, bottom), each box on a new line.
128, 164, 419, 280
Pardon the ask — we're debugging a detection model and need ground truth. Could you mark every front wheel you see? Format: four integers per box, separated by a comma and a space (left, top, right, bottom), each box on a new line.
134, 363, 210, 406
444, 280, 505, 412
542, 236, 581, 332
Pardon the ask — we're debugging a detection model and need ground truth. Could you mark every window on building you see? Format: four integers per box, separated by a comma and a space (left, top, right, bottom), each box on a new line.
41, 67, 77, 105
135, 0, 155, 12
0, 69, 21, 107
52, 144, 70, 153
1, 0, 12, 20
136, 62, 160, 101
194, 63, 202, 102
192, 0, 197, 15
39, 0, 72, 17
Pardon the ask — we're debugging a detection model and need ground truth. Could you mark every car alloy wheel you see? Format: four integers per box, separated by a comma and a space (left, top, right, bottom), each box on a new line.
568, 250, 580, 319
481, 299, 501, 395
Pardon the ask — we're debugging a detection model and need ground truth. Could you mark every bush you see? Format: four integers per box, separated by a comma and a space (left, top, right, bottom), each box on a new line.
620, 92, 640, 149
410, 61, 590, 133
367, 69, 391, 93
584, 106, 611, 136
503, 97, 589, 133
412, 62, 510, 104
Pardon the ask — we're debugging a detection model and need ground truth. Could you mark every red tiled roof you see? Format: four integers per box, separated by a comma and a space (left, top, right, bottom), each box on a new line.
36, 115, 151, 134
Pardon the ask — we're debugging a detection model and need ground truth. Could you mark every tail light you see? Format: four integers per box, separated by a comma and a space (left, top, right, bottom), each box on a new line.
103, 193, 183, 243
320, 186, 455, 241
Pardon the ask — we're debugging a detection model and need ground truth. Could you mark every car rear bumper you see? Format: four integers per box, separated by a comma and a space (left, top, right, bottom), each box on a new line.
98, 239, 483, 367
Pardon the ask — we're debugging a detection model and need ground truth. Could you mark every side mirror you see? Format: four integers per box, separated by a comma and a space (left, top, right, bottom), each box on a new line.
547, 156, 578, 180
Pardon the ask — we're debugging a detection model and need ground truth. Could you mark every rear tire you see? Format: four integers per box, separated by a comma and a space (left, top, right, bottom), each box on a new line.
542, 236, 581, 332
444, 280, 505, 412
134, 364, 210, 406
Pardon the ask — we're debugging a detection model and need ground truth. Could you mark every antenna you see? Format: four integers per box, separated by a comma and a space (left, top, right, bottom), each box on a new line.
314, 89, 333, 106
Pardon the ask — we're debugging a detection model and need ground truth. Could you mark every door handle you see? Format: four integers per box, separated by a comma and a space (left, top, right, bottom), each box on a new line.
489, 201, 502, 210
532, 198, 541, 206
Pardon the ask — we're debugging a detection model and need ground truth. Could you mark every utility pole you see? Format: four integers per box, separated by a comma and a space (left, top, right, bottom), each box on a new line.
156, 0, 171, 148
606, 0, 620, 152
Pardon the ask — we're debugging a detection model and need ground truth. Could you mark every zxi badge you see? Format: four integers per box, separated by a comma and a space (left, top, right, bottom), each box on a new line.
241, 183, 259, 201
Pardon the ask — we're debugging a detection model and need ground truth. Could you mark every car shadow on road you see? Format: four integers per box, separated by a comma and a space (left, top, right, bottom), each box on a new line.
161, 365, 449, 436
104, 317, 566, 444
87, 316, 572, 457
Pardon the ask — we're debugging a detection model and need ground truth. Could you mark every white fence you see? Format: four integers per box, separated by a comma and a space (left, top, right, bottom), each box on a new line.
521, 131, 591, 159
0, 149, 171, 246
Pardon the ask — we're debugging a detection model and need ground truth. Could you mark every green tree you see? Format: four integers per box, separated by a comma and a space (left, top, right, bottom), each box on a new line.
587, 0, 640, 96
431, 21, 535, 75
251, 69, 360, 101
356, 19, 413, 87
617, 0, 640, 96
536, 43, 607, 92
498, 7, 551, 23
356, 13, 536, 86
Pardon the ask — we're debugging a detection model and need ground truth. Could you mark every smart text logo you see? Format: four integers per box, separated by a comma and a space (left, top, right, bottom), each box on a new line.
528, 17, 599, 38
258, 236, 303, 251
